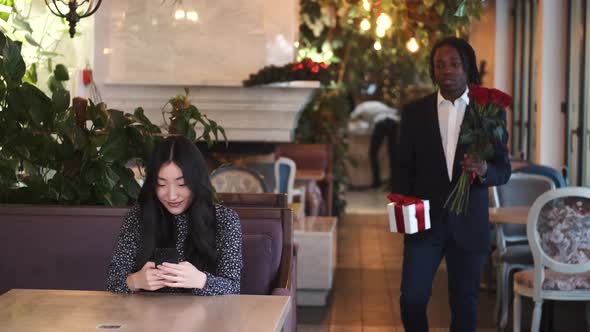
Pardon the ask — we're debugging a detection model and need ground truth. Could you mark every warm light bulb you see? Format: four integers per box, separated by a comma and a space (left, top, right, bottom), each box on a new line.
186, 11, 199, 22
406, 37, 419, 53
376, 13, 392, 29
376, 26, 386, 37
174, 9, 185, 20
362, 0, 370, 11
294, 41, 300, 48
103, 48, 112, 55
360, 18, 371, 31
373, 41, 382, 51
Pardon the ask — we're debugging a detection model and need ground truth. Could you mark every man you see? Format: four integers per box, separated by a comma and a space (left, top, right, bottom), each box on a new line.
349, 100, 400, 190
394, 37, 511, 331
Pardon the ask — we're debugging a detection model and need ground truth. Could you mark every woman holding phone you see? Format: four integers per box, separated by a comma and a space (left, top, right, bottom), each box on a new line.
106, 136, 242, 295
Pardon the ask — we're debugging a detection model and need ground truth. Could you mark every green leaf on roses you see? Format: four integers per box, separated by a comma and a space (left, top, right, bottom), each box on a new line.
479, 144, 495, 160
459, 131, 475, 145
494, 127, 504, 140
53, 64, 69, 81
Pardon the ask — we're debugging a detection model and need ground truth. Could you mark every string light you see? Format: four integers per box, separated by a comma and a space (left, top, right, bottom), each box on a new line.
406, 37, 419, 53
362, 0, 370, 11
373, 41, 382, 50
376, 26, 386, 37
186, 11, 199, 22
376, 13, 392, 30
360, 18, 371, 31
174, 9, 185, 20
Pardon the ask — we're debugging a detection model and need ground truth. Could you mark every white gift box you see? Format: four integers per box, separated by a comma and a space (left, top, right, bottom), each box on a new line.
387, 200, 431, 234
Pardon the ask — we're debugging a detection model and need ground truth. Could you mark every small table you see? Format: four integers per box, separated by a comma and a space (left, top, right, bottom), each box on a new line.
489, 206, 530, 225
294, 216, 337, 306
0, 289, 290, 332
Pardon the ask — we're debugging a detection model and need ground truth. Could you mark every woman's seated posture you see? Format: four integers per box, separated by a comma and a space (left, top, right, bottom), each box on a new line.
107, 136, 242, 295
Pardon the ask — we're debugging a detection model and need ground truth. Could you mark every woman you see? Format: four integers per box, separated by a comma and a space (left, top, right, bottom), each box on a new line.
106, 136, 242, 295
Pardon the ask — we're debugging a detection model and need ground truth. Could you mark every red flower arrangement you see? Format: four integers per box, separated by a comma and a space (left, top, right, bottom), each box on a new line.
291, 59, 329, 73
243, 58, 331, 87
445, 85, 512, 215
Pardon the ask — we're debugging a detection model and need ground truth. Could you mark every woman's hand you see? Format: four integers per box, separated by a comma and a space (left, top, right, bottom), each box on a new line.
127, 261, 166, 292
157, 261, 208, 289
461, 153, 487, 177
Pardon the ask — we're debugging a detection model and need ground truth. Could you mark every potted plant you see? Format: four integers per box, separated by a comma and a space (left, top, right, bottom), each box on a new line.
0, 30, 226, 294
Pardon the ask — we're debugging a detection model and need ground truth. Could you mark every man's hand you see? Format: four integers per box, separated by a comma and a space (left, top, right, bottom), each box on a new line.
157, 261, 208, 289
127, 261, 166, 291
461, 153, 487, 177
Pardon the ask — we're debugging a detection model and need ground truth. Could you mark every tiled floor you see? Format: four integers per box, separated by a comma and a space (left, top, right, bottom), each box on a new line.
297, 189, 587, 332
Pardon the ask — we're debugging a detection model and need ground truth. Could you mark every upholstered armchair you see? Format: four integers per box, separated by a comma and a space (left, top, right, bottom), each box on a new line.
513, 187, 590, 332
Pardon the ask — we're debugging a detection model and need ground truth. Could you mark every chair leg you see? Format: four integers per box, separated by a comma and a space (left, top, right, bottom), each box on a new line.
512, 293, 521, 332
531, 300, 543, 332
495, 264, 503, 325
499, 265, 510, 328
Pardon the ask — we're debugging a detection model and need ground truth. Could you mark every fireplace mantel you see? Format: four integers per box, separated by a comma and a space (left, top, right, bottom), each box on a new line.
95, 81, 319, 142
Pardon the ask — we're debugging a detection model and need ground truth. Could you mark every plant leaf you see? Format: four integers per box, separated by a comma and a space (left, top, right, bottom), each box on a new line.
53, 64, 69, 81
2, 37, 26, 84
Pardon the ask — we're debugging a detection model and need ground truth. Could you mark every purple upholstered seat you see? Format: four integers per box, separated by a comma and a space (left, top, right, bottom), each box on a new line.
240, 220, 283, 295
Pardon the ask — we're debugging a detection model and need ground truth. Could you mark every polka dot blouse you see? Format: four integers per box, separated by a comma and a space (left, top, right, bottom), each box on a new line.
106, 204, 242, 296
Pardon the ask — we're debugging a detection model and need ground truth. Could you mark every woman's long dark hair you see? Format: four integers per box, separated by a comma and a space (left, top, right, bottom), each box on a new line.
136, 136, 217, 273
429, 36, 481, 86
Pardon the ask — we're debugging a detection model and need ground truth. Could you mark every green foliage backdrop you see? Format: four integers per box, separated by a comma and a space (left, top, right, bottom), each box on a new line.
295, 0, 483, 215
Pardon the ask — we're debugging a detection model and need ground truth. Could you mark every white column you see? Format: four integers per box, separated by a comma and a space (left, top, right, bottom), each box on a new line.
493, 0, 513, 94
534, 0, 567, 168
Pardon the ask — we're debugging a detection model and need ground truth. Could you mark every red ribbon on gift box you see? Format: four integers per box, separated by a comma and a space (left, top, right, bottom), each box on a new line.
387, 194, 426, 233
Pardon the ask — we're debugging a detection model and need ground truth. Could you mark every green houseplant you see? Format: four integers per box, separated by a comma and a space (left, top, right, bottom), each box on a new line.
0, 31, 226, 206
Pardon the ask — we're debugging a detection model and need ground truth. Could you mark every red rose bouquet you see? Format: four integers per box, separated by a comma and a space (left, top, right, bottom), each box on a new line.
445, 85, 512, 215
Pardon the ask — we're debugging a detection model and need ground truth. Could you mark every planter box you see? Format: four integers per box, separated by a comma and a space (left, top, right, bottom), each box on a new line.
0, 205, 127, 295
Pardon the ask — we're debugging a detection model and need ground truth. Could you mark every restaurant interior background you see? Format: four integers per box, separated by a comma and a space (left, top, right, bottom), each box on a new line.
0, 0, 589, 331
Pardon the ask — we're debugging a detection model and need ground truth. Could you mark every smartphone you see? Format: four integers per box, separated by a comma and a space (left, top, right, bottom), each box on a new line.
153, 248, 180, 267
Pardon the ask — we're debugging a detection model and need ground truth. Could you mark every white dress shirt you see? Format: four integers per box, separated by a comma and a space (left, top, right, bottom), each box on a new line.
437, 88, 470, 181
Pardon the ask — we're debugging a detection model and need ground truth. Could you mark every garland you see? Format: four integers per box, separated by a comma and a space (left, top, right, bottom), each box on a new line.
242, 59, 332, 87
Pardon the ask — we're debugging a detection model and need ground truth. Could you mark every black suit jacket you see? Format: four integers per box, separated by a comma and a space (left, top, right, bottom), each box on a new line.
394, 93, 511, 251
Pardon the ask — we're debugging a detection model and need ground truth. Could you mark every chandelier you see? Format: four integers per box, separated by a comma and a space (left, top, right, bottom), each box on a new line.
44, 0, 103, 38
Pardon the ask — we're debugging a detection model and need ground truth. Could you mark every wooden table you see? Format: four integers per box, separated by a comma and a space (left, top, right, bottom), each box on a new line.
0, 289, 290, 332
489, 206, 530, 225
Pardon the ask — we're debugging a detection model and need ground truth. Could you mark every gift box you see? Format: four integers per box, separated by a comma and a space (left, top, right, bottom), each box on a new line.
387, 194, 431, 234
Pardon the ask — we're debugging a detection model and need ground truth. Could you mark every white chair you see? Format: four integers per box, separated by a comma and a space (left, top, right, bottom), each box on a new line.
512, 186, 590, 332
491, 173, 556, 328
274, 157, 306, 215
